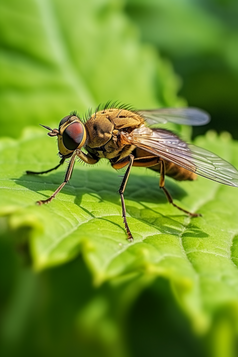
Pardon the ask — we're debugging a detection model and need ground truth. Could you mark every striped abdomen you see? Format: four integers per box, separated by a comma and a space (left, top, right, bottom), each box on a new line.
150, 160, 197, 181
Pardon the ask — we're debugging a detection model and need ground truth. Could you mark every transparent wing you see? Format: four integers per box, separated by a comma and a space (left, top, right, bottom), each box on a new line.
125, 126, 238, 187
138, 108, 210, 126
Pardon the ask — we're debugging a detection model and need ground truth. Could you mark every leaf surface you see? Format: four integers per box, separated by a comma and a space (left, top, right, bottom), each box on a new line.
1, 129, 238, 332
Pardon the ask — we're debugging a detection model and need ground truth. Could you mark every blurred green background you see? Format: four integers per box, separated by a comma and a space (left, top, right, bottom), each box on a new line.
126, 0, 238, 139
1, 0, 238, 356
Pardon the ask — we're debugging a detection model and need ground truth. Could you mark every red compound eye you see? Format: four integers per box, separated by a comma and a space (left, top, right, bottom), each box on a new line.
63, 122, 85, 150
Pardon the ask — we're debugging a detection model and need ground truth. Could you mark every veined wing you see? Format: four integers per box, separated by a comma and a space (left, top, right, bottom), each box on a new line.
125, 126, 238, 187
138, 108, 210, 126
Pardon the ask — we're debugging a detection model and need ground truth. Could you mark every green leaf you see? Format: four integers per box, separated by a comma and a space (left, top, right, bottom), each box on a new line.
1, 128, 238, 334
1, 1, 238, 354
125, 0, 238, 139
0, 0, 183, 138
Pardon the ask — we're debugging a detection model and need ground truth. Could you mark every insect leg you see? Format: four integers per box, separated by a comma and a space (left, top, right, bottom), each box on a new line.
36, 152, 77, 205
76, 150, 99, 164
118, 154, 134, 242
159, 159, 201, 217
26, 157, 65, 175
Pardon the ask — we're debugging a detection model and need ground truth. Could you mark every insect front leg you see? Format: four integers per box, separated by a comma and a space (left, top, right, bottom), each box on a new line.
36, 151, 77, 205
26, 157, 65, 175
159, 159, 201, 217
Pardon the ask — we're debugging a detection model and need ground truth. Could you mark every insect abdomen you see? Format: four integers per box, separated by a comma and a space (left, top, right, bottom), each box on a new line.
151, 160, 197, 181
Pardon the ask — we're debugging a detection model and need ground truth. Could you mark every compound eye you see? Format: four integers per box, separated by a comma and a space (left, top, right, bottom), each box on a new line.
59, 115, 71, 128
62, 122, 85, 150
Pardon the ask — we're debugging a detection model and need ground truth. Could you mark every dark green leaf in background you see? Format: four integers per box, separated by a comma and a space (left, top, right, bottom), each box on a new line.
0, 0, 183, 138
1, 1, 238, 356
126, 0, 238, 139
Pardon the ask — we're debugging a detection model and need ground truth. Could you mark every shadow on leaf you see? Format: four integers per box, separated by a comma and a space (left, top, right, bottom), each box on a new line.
14, 167, 208, 239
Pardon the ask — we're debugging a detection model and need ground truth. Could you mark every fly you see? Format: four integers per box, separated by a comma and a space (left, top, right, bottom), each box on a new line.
26, 102, 238, 242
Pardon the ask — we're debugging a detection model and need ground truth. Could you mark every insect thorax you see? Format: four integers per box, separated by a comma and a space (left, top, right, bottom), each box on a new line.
85, 108, 144, 160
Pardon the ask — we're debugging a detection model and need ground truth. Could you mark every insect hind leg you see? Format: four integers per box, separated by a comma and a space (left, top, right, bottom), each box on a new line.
159, 159, 201, 218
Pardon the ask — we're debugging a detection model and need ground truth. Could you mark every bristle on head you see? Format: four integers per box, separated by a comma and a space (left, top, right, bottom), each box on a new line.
70, 110, 79, 117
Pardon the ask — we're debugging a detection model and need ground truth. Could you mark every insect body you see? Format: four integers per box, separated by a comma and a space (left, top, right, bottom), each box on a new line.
26, 103, 238, 241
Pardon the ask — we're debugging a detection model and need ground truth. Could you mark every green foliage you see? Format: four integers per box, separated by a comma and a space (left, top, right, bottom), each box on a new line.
126, 0, 238, 138
1, 127, 238, 356
0, 0, 182, 138
1, 1, 238, 356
